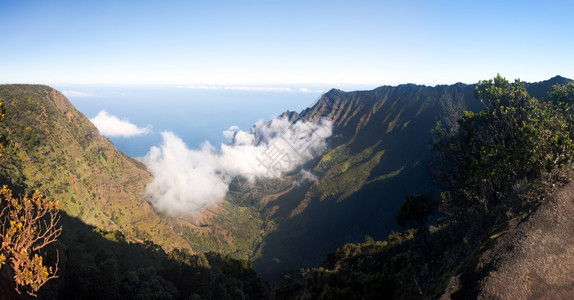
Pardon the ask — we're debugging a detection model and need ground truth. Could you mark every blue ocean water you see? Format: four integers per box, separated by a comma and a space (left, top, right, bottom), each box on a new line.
64, 86, 326, 157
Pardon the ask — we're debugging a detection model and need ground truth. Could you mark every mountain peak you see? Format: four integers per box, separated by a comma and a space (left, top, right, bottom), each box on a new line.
549, 75, 572, 85
524, 75, 573, 99
530, 75, 572, 85
324, 88, 345, 96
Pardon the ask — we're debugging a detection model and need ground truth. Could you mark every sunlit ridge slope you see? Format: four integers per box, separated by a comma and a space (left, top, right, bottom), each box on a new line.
0, 84, 189, 251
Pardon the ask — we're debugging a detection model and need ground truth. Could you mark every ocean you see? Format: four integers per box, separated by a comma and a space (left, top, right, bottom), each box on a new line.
64, 86, 326, 157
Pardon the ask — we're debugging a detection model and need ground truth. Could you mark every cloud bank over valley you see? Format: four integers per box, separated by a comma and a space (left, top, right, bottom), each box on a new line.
142, 117, 332, 216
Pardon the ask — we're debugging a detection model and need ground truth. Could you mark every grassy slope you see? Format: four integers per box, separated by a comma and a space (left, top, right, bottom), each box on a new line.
171, 176, 291, 260
0, 84, 189, 251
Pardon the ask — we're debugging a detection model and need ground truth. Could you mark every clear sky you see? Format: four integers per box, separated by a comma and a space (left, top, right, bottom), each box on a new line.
1, 0, 573, 88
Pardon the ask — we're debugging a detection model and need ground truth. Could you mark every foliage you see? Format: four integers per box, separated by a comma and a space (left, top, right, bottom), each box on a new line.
395, 194, 436, 229
311, 142, 386, 202
0, 84, 188, 254
276, 75, 574, 299
0, 186, 62, 296
315, 143, 350, 171
0, 95, 62, 297
433, 74, 574, 217
0, 85, 269, 299
0, 98, 6, 159
549, 82, 574, 105
3, 77, 573, 298
255, 82, 475, 280
180, 201, 275, 260
273, 227, 460, 299
32, 212, 269, 299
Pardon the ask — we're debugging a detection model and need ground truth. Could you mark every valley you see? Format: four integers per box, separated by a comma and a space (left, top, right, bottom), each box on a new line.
0, 75, 573, 298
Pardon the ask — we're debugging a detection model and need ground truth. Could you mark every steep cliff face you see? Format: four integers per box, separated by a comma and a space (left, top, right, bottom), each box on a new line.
253, 83, 483, 279
252, 78, 573, 280
0, 84, 189, 251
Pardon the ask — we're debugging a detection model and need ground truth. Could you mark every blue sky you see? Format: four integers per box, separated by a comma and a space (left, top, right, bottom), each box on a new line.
1, 0, 573, 88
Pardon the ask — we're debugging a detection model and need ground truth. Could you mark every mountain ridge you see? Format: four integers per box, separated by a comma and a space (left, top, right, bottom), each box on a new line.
0, 84, 189, 251
1, 77, 572, 297
252, 76, 573, 280
271, 75, 574, 298
252, 82, 482, 279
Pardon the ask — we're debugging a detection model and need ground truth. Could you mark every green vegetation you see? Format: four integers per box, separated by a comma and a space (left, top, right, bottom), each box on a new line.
0, 186, 62, 297
395, 194, 436, 230
275, 75, 574, 298
315, 143, 351, 171
0, 98, 63, 297
434, 74, 574, 219
254, 82, 470, 279
312, 142, 386, 202
0, 84, 188, 251
0, 85, 269, 298
176, 175, 292, 262
2, 77, 572, 298
39, 213, 268, 299
181, 202, 276, 260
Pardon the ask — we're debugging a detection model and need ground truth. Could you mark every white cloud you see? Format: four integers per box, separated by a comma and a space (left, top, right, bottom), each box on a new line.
222, 125, 240, 142
298, 87, 327, 93
62, 90, 96, 98
294, 169, 319, 187
90, 110, 151, 138
142, 117, 332, 216
143, 134, 228, 214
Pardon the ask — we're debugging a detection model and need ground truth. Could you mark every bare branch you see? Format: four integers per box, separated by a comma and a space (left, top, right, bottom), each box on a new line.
439, 88, 466, 138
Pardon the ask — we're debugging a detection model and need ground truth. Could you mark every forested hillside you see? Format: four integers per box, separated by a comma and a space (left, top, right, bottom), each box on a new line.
158, 76, 571, 281
1, 76, 572, 298
0, 85, 268, 298
0, 85, 187, 251
253, 82, 483, 279
273, 75, 574, 298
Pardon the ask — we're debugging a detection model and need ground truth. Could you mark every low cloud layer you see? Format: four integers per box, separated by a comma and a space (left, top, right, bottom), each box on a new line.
90, 110, 151, 138
294, 169, 319, 187
62, 90, 96, 98
142, 117, 332, 216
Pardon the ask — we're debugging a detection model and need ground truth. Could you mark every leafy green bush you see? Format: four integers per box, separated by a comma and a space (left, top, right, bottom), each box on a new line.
276, 75, 574, 299
434, 74, 574, 217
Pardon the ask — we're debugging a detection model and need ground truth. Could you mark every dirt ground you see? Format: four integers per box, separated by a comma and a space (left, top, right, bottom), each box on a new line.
443, 180, 574, 299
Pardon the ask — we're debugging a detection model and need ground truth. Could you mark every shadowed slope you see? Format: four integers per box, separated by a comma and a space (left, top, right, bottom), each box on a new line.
253, 83, 482, 280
